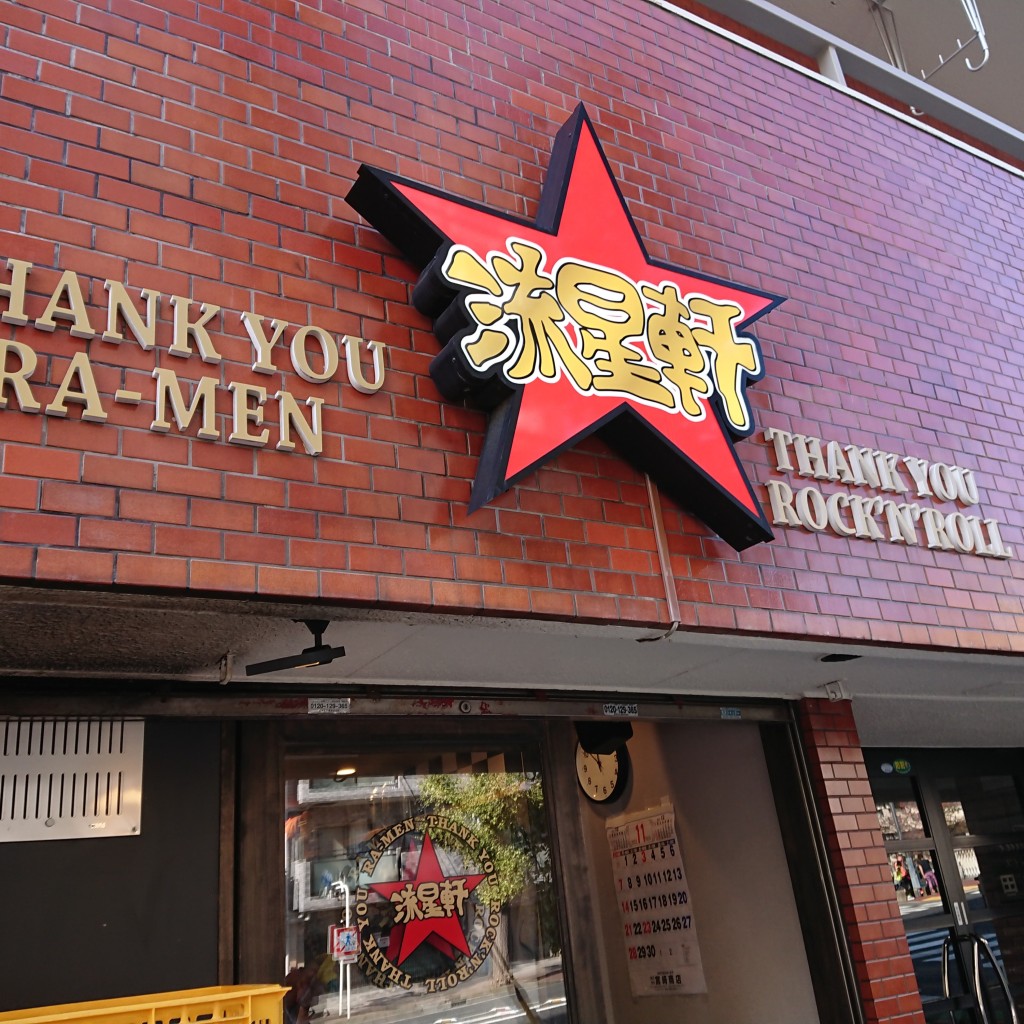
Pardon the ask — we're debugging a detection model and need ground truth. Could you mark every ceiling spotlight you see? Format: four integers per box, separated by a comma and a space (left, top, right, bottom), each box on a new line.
575, 720, 633, 754
335, 766, 357, 778
245, 619, 346, 676
820, 653, 862, 664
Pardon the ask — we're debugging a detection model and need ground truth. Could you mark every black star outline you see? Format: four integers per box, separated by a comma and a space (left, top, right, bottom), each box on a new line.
346, 104, 783, 550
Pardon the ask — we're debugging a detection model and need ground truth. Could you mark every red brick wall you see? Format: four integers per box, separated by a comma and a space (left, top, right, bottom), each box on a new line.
799, 698, 926, 1024
1, 0, 1023, 650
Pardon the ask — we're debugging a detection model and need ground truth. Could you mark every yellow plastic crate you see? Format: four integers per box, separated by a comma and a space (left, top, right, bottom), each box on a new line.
0, 985, 290, 1024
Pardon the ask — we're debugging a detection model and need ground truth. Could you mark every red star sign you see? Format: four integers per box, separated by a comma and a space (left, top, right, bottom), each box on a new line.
347, 105, 783, 550
368, 832, 486, 965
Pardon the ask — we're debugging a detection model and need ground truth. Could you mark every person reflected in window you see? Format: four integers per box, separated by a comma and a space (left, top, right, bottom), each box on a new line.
894, 857, 915, 899
915, 856, 939, 896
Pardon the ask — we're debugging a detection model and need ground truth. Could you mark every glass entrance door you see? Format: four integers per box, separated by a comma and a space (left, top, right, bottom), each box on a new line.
283, 740, 568, 1024
868, 750, 1024, 1024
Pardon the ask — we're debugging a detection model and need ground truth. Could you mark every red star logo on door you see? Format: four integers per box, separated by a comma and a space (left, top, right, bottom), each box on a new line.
347, 105, 782, 550
368, 832, 486, 965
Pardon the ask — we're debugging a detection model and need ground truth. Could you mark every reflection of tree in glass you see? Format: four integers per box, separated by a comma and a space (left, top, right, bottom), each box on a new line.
943, 801, 968, 835
419, 772, 561, 982
895, 802, 924, 837
875, 801, 924, 840
876, 802, 898, 839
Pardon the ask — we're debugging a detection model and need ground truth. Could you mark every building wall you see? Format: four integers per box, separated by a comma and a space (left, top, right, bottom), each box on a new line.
800, 698, 925, 1024
0, 719, 222, 1010
1, 4, 1023, 645
4, 8, 1021, 1020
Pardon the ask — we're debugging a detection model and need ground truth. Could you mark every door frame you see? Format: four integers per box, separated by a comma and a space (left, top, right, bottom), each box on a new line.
233, 702, 859, 1024
235, 714, 609, 1021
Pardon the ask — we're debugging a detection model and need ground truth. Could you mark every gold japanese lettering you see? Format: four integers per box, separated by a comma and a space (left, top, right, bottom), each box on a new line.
641, 282, 712, 416
557, 261, 672, 408
444, 241, 592, 390
687, 297, 758, 432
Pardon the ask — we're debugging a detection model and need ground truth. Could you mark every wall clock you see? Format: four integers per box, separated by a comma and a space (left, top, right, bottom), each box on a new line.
575, 741, 629, 803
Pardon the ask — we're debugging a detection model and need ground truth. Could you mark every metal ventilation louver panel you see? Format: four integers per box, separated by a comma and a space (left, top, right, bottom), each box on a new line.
0, 718, 144, 842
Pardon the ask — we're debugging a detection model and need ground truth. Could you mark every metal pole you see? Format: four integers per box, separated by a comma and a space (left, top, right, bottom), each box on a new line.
337, 882, 350, 1020
344, 883, 351, 1020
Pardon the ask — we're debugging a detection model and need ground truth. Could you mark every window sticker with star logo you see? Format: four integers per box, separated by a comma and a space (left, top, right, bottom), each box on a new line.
357, 820, 501, 992
347, 104, 784, 550
285, 753, 566, 1018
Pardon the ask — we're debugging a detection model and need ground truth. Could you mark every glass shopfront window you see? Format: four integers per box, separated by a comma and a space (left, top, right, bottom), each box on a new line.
283, 745, 567, 1024
868, 751, 1024, 1024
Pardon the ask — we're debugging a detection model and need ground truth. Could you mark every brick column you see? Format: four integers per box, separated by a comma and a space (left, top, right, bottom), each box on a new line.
798, 698, 926, 1024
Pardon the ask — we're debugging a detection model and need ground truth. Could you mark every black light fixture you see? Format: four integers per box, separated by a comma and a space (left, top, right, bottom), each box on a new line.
245, 619, 346, 676
820, 653, 862, 664
575, 720, 634, 754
